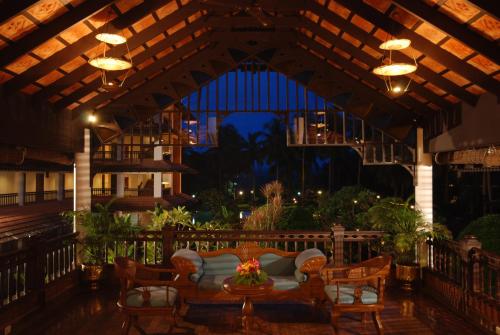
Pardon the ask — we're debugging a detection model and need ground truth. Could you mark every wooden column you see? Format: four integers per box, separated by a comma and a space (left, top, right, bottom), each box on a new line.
331, 224, 345, 266
18, 172, 25, 206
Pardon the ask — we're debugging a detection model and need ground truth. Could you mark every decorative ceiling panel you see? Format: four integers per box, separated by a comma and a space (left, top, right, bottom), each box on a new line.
0, 15, 37, 41
27, 0, 68, 24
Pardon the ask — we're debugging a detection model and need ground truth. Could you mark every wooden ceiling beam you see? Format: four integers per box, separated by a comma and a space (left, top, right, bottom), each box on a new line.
305, 1, 478, 106
5, 0, 174, 92
55, 17, 207, 109
297, 34, 434, 116
262, 46, 415, 139
466, 0, 500, 19
72, 33, 212, 116
0, 0, 116, 68
37, 2, 202, 101
301, 19, 453, 111
334, 0, 500, 96
0, 0, 38, 23
392, 0, 499, 64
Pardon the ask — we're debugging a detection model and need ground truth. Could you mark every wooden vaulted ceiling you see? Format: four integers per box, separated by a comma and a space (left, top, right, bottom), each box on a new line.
0, 0, 498, 141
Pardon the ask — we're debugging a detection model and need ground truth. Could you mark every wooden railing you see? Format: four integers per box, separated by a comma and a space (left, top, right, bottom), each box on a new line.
102, 226, 384, 266
0, 233, 78, 326
424, 237, 499, 334
0, 193, 18, 207
91, 188, 115, 196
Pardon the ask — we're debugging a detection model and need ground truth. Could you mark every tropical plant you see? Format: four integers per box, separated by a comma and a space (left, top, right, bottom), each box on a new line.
147, 205, 193, 231
367, 197, 451, 265
244, 181, 283, 230
277, 205, 317, 230
316, 186, 377, 229
458, 214, 500, 254
62, 200, 140, 265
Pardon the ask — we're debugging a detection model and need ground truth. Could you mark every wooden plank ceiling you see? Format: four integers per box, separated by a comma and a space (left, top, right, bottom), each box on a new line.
0, 0, 498, 141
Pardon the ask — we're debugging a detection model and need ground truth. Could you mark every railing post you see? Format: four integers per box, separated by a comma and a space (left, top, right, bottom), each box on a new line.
162, 226, 175, 267
459, 235, 482, 293
27, 236, 47, 307
331, 224, 345, 266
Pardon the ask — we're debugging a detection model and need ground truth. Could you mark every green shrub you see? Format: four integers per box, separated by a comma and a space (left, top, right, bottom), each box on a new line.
315, 186, 377, 230
458, 214, 500, 255
277, 206, 318, 230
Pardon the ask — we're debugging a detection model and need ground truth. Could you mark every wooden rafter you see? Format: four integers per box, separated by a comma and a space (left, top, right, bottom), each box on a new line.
4, 0, 174, 92
37, 1, 202, 101
295, 36, 425, 117
335, 0, 500, 96
0, 0, 116, 68
0, 0, 38, 23
55, 13, 206, 109
305, 1, 478, 106
300, 19, 453, 111
392, 0, 499, 64
466, 0, 500, 19
72, 33, 213, 115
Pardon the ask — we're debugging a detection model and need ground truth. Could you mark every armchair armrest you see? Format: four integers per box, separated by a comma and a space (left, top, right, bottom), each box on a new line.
295, 248, 327, 274
171, 248, 204, 284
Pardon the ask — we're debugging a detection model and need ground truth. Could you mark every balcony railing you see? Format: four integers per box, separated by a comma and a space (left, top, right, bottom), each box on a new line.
0, 191, 72, 207
101, 225, 384, 266
91, 188, 139, 197
425, 238, 499, 334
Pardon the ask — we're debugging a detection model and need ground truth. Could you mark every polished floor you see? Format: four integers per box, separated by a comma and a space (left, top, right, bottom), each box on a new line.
15, 286, 482, 335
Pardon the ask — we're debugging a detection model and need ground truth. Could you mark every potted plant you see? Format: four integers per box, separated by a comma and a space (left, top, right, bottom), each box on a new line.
367, 197, 451, 290
63, 200, 139, 289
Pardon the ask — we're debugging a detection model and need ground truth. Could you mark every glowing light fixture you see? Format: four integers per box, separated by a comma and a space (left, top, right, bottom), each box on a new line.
88, 8, 132, 90
95, 33, 127, 45
373, 37, 417, 95
88, 114, 97, 123
379, 38, 411, 50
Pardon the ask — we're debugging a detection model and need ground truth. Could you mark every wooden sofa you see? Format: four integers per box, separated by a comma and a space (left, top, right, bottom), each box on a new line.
171, 242, 327, 306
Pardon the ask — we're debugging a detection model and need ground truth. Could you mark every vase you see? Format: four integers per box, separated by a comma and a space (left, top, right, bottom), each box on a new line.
81, 264, 104, 290
395, 263, 419, 291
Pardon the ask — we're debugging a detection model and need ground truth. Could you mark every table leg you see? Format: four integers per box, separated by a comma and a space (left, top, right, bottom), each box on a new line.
242, 296, 254, 333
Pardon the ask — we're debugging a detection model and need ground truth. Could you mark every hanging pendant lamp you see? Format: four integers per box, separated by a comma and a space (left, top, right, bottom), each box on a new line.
373, 37, 417, 95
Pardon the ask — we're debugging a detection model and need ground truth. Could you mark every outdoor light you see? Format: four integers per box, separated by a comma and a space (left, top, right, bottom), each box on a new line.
95, 32, 127, 45
376, 195, 381, 199
88, 8, 132, 90
410, 205, 415, 209
373, 37, 417, 95
238, 190, 244, 196
192, 194, 196, 198
353, 199, 358, 204
297, 191, 301, 196
250, 190, 254, 194
88, 114, 97, 124
317, 190, 322, 195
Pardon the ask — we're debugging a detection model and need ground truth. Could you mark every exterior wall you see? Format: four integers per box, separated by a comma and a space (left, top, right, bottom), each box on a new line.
0, 172, 20, 193
65, 172, 74, 190
127, 174, 150, 188
429, 93, 500, 153
44, 173, 58, 191
25, 172, 37, 192
92, 173, 112, 188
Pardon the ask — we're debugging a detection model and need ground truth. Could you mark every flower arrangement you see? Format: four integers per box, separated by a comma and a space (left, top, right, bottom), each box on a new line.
234, 258, 268, 286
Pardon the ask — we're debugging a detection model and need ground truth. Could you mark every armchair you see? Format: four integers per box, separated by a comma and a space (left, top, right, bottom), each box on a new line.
321, 256, 392, 335
114, 257, 180, 335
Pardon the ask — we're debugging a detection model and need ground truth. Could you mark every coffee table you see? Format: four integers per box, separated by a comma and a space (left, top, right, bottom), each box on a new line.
222, 277, 274, 334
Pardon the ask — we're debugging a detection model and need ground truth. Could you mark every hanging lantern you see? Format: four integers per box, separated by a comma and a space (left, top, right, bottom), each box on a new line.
373, 37, 417, 96
88, 9, 133, 91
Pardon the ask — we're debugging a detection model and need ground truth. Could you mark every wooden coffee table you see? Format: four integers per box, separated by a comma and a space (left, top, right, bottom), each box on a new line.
223, 277, 274, 334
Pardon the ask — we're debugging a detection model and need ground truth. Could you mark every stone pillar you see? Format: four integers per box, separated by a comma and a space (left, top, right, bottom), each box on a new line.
57, 173, 65, 201
75, 128, 91, 210
116, 173, 125, 198
415, 127, 433, 225
18, 172, 25, 206
153, 143, 162, 198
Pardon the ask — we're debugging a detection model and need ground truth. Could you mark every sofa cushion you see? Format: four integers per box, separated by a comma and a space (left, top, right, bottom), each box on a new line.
269, 276, 300, 290
126, 286, 177, 307
197, 274, 228, 291
259, 253, 295, 276
203, 254, 241, 276
295, 248, 325, 269
324, 284, 378, 305
294, 268, 307, 283
172, 248, 204, 282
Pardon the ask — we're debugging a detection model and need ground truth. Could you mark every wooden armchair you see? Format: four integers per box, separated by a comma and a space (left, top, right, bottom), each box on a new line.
114, 257, 180, 335
321, 256, 392, 335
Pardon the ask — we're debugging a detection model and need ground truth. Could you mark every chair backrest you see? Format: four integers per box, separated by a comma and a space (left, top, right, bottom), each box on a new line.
114, 257, 138, 304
